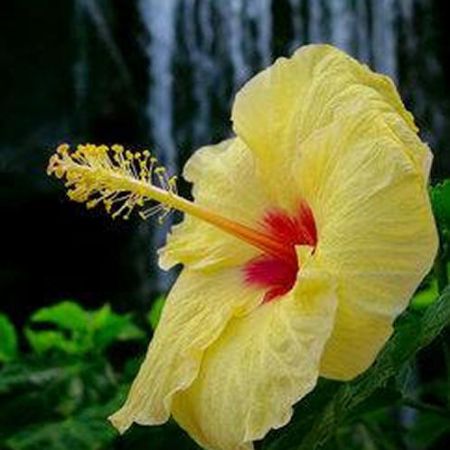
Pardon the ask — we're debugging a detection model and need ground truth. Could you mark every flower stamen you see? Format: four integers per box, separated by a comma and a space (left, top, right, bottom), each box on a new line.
47, 144, 293, 260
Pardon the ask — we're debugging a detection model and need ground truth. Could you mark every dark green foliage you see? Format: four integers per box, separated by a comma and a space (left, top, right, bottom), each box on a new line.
431, 182, 450, 292
0, 314, 18, 363
25, 301, 144, 355
431, 180, 450, 232
0, 300, 132, 449
0, 301, 199, 450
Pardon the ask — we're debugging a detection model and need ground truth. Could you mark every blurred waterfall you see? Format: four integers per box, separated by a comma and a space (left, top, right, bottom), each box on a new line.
355, 0, 370, 63
288, 0, 304, 50
372, 0, 397, 82
139, 0, 178, 172
309, 0, 324, 43
329, 0, 353, 54
139, 0, 178, 291
304, 0, 399, 79
182, 0, 216, 145
137, 0, 440, 291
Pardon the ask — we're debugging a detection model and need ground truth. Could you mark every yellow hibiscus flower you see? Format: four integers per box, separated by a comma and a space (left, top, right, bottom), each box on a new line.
47, 45, 438, 450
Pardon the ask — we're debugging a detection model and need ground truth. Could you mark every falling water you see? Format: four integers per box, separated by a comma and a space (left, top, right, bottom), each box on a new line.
372, 0, 397, 81
139, 0, 178, 172
355, 0, 370, 63
224, 0, 253, 88
309, 0, 324, 43
249, 0, 272, 68
305, 0, 398, 79
329, 0, 353, 55
182, 0, 217, 147
139, 0, 178, 291
138, 0, 443, 290
289, 0, 304, 50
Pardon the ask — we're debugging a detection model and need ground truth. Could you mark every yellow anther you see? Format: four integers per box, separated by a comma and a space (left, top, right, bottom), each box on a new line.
104, 199, 113, 213
47, 143, 178, 222
86, 198, 101, 209
112, 144, 124, 153
56, 144, 69, 155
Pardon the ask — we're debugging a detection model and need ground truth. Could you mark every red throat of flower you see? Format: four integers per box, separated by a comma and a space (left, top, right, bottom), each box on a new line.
244, 202, 317, 303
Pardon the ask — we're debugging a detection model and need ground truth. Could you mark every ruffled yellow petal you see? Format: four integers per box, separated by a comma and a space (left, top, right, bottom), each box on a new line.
382, 112, 433, 181
294, 108, 437, 380
231, 44, 424, 208
110, 268, 262, 432
160, 137, 271, 271
111, 44, 437, 447
171, 265, 337, 450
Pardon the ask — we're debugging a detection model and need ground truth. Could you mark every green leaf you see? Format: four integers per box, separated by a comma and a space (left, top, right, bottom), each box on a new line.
265, 288, 450, 450
344, 386, 403, 422
411, 278, 439, 309
0, 314, 18, 363
148, 296, 165, 330
0, 357, 82, 395
30, 301, 89, 333
0, 352, 119, 441
431, 180, 450, 230
3, 402, 118, 450
24, 329, 80, 355
92, 304, 144, 350
26, 302, 144, 356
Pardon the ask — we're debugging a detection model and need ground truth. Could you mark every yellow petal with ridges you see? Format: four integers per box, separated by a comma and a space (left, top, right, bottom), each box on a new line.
382, 111, 433, 181
294, 108, 437, 380
112, 43, 437, 445
171, 269, 337, 450
232, 44, 424, 207
159, 137, 271, 271
109, 267, 262, 432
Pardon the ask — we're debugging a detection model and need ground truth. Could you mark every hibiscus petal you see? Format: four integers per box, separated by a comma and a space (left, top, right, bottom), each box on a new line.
160, 137, 271, 271
110, 268, 262, 432
295, 109, 438, 380
231, 44, 422, 208
171, 270, 337, 450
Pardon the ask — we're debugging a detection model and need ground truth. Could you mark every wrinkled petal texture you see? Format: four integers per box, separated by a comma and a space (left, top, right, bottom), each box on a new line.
172, 269, 336, 450
160, 138, 271, 271
231, 44, 437, 379
232, 44, 431, 208
110, 268, 262, 431
113, 44, 438, 450
295, 110, 437, 379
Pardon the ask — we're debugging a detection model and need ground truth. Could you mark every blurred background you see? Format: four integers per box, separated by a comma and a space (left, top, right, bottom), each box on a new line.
1, 1, 450, 449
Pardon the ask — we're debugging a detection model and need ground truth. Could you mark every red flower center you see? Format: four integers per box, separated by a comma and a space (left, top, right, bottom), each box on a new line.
244, 202, 317, 303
